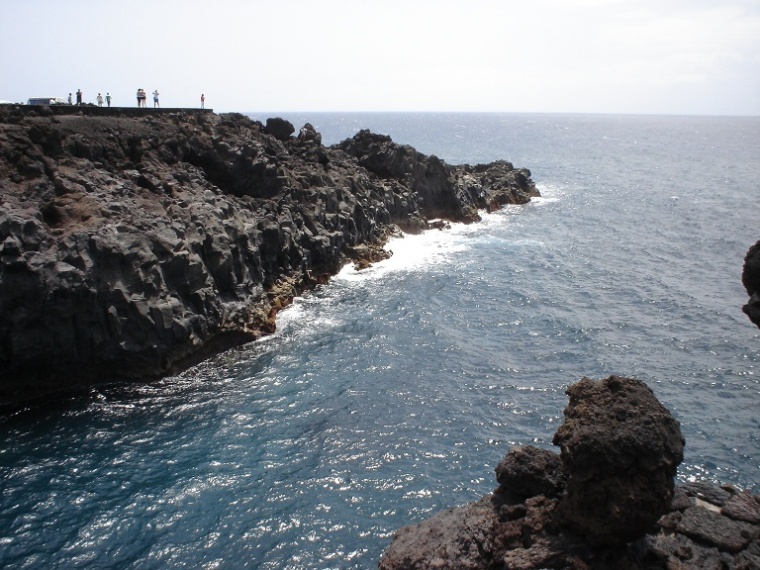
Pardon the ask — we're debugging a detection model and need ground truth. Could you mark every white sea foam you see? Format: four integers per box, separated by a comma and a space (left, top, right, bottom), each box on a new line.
335, 224, 472, 283
530, 195, 560, 205
269, 295, 343, 341
532, 183, 563, 203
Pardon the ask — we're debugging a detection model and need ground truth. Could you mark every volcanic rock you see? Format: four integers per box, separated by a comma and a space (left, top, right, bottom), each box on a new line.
742, 240, 760, 328
379, 376, 759, 569
495, 445, 566, 500
0, 106, 539, 405
264, 117, 295, 141
551, 375, 685, 546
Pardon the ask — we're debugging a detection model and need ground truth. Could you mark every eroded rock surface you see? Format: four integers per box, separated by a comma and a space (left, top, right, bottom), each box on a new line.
0, 107, 539, 404
552, 376, 685, 546
379, 376, 759, 570
495, 445, 566, 500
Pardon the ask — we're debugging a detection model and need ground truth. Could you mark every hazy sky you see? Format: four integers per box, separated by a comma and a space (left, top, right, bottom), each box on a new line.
2, 0, 759, 115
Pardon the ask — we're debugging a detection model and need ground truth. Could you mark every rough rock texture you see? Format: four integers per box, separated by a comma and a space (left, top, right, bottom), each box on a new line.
742, 240, 760, 328
552, 376, 685, 546
495, 445, 566, 500
0, 106, 539, 405
263, 117, 295, 142
379, 376, 760, 570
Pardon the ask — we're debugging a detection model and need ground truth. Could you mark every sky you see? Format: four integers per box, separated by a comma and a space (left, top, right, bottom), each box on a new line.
1, 0, 759, 115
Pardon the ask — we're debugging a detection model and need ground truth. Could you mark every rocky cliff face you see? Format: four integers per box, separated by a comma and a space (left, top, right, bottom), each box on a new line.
742, 240, 760, 329
379, 376, 760, 570
0, 106, 538, 405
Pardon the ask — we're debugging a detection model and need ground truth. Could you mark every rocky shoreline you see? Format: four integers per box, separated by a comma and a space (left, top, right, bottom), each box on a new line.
379, 376, 760, 570
377, 246, 760, 569
3, 106, 757, 569
0, 106, 538, 406
377, 247, 760, 569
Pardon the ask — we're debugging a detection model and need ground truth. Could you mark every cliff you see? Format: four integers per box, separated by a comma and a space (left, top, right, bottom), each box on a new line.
0, 106, 538, 405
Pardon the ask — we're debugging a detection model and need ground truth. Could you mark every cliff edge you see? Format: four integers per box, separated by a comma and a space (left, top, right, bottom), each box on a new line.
0, 106, 538, 405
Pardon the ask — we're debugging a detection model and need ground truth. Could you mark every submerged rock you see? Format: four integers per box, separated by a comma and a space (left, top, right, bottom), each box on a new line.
379, 376, 759, 570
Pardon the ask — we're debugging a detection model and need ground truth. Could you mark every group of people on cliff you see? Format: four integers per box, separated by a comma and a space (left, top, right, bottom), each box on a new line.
69, 89, 111, 107
64, 89, 207, 109
135, 89, 160, 108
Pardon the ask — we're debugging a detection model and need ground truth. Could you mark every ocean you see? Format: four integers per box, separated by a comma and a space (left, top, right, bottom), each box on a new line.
1, 113, 758, 569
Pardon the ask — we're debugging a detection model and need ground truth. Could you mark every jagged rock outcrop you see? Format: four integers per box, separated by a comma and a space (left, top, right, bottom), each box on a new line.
338, 131, 535, 222
0, 106, 539, 405
379, 376, 760, 570
742, 240, 760, 329
552, 376, 685, 546
263, 117, 296, 142
495, 445, 566, 500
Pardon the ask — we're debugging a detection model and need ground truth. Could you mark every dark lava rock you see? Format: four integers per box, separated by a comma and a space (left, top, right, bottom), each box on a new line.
675, 505, 758, 554
742, 240, 760, 328
263, 117, 295, 141
0, 107, 539, 405
297, 122, 322, 145
551, 375, 685, 546
377, 496, 502, 570
679, 481, 733, 507
495, 445, 566, 499
378, 495, 575, 570
722, 491, 760, 524
379, 376, 760, 570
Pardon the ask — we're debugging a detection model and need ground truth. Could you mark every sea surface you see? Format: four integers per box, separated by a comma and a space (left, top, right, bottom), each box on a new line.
1, 113, 759, 569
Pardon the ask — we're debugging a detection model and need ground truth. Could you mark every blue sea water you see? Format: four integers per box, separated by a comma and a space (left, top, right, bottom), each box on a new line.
1, 113, 759, 569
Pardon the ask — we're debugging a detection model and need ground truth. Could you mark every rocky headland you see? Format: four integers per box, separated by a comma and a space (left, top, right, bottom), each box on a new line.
742, 240, 760, 329
0, 105, 538, 405
379, 376, 760, 570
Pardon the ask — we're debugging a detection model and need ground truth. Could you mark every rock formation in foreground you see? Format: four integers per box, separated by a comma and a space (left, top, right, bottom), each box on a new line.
379, 376, 760, 570
0, 106, 538, 405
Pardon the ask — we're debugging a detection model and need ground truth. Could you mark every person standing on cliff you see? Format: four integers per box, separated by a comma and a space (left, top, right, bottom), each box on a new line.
96, 93, 103, 107
105, 93, 111, 107
200, 93, 205, 109
67, 93, 72, 105
76, 89, 82, 105
152, 90, 159, 108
